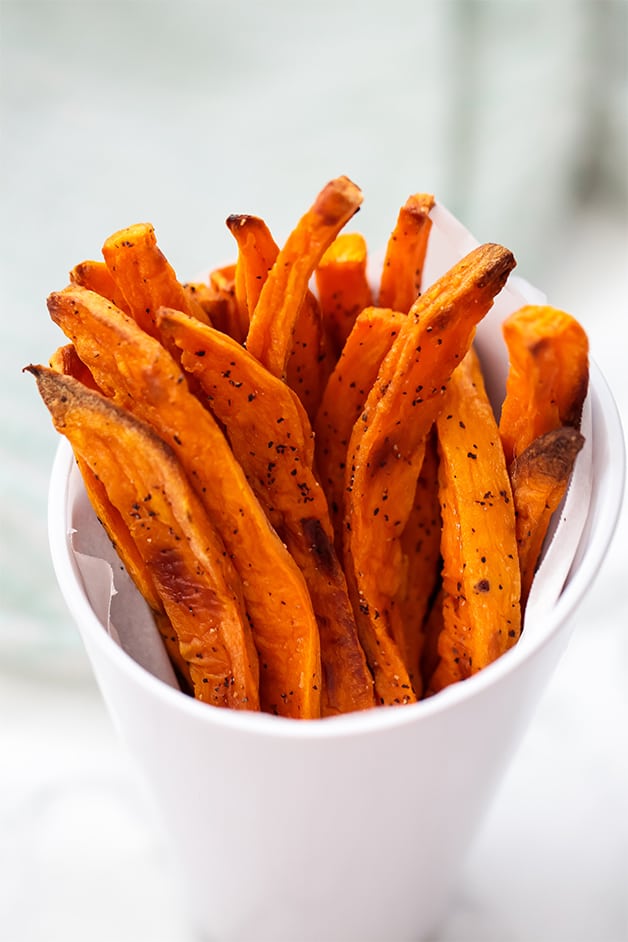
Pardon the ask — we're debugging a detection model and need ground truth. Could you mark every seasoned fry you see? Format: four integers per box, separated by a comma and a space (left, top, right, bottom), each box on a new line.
285, 290, 331, 421
47, 285, 322, 719
28, 366, 259, 709
246, 176, 363, 379
499, 304, 589, 467
70, 260, 131, 314
428, 347, 521, 694
378, 193, 435, 313
227, 212, 332, 417
49, 344, 193, 691
315, 306, 404, 546
344, 244, 516, 704
101, 222, 209, 338
226, 214, 278, 322
510, 426, 585, 606
315, 232, 373, 357
157, 307, 375, 715
396, 427, 442, 689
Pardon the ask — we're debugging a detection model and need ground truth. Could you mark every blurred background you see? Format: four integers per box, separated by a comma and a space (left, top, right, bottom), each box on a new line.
1, 2, 626, 940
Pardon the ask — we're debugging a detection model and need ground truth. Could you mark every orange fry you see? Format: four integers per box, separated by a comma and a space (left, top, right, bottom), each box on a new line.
48, 285, 321, 719
101, 222, 209, 338
226, 214, 279, 326
315, 306, 404, 546
499, 304, 589, 467
70, 259, 131, 314
246, 176, 363, 378
510, 426, 585, 606
429, 347, 521, 694
315, 232, 373, 357
396, 427, 442, 689
157, 307, 375, 716
378, 193, 435, 312
344, 244, 516, 704
28, 366, 259, 710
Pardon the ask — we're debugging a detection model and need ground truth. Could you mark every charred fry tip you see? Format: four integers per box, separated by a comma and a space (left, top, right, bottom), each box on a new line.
226, 214, 250, 231
473, 243, 516, 289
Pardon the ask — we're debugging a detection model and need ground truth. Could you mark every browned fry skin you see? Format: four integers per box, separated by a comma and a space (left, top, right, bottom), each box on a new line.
101, 222, 209, 339
396, 427, 442, 692
315, 306, 404, 550
510, 426, 585, 607
157, 307, 376, 716
49, 346, 193, 692
344, 244, 516, 705
499, 305, 589, 467
428, 348, 521, 695
47, 285, 322, 720
246, 176, 363, 380
27, 366, 259, 710
70, 260, 132, 314
315, 232, 373, 359
378, 193, 435, 313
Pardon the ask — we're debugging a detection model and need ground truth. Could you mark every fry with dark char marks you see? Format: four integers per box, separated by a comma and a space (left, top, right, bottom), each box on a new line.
428, 347, 521, 694
27, 366, 259, 709
315, 232, 373, 358
157, 306, 375, 715
49, 344, 193, 692
246, 176, 363, 379
499, 305, 589, 467
510, 426, 585, 607
378, 193, 435, 313
344, 244, 516, 705
101, 222, 209, 338
47, 285, 321, 719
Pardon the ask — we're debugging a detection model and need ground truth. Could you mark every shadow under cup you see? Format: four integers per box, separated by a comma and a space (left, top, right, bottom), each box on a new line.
48, 356, 623, 942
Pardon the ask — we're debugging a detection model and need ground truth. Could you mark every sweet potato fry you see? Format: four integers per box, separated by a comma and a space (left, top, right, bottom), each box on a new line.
28, 366, 259, 710
396, 427, 442, 689
314, 306, 404, 546
226, 214, 278, 325
47, 285, 321, 719
49, 344, 193, 691
70, 260, 131, 314
285, 291, 331, 421
315, 232, 373, 357
510, 426, 585, 606
157, 307, 375, 715
499, 304, 589, 466
378, 193, 435, 312
101, 222, 209, 338
49, 343, 98, 391
343, 244, 516, 704
246, 176, 363, 379
428, 347, 521, 694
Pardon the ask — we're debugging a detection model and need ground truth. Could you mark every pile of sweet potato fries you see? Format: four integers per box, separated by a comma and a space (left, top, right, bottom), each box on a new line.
26, 176, 589, 719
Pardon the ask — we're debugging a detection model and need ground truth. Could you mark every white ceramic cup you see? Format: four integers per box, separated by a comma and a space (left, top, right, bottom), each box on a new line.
48, 354, 623, 942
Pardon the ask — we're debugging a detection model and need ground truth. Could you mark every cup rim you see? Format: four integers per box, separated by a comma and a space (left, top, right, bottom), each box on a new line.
48, 358, 625, 741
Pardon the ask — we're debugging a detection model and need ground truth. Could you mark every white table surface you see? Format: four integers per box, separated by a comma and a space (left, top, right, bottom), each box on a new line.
1, 3, 627, 941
